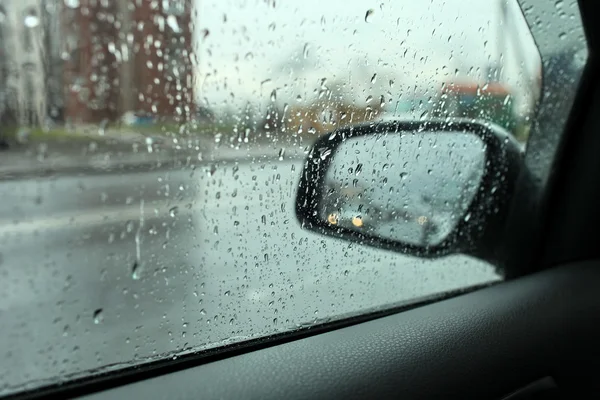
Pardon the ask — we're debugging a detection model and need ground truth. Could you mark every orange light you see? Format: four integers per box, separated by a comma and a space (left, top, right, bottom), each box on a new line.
352, 216, 363, 227
327, 213, 338, 225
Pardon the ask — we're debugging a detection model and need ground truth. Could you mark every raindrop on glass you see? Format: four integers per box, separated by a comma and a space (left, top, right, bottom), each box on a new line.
93, 309, 104, 324
132, 260, 142, 280
24, 12, 40, 28
355, 163, 363, 176
64, 0, 80, 8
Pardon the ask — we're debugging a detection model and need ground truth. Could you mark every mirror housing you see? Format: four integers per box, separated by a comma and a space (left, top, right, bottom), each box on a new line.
295, 120, 524, 266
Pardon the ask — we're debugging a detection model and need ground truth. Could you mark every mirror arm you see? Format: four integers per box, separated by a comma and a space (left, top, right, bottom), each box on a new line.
473, 138, 535, 275
493, 162, 542, 278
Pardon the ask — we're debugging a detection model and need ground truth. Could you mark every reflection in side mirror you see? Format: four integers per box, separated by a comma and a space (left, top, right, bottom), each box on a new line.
296, 120, 524, 264
322, 131, 485, 247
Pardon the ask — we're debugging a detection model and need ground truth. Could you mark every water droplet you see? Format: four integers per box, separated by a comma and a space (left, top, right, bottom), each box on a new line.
355, 163, 363, 176
24, 13, 39, 28
365, 9, 374, 23
126, 220, 135, 233
145, 137, 154, 153
278, 148, 285, 160
98, 119, 108, 136
320, 149, 332, 160
464, 213, 472, 222
93, 309, 104, 324
270, 89, 277, 101
371, 73, 377, 84
166, 15, 180, 32
208, 164, 217, 177
64, 0, 80, 8
132, 260, 142, 280
169, 206, 179, 217
303, 43, 310, 59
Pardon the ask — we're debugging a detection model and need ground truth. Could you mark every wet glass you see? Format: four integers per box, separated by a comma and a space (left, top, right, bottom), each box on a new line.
322, 132, 485, 246
0, 0, 555, 395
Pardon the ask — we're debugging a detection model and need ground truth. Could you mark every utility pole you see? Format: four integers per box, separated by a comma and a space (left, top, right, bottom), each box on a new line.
41, 0, 64, 123
119, 0, 134, 121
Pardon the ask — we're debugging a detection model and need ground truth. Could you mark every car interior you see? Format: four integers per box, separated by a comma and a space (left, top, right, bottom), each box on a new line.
5, 0, 600, 399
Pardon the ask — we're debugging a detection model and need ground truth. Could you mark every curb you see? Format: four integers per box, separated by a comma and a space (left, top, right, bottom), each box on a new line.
0, 153, 307, 181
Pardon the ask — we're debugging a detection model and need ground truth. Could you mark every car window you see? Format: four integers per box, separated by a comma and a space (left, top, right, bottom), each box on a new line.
0, 0, 582, 395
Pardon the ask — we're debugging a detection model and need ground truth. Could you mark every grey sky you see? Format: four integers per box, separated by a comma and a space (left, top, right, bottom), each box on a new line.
193, 0, 540, 114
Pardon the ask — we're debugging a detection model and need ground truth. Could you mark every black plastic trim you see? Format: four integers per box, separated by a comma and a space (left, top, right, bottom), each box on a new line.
7, 283, 493, 400
295, 119, 523, 266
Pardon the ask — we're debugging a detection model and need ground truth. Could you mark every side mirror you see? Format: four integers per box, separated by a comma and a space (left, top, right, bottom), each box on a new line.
295, 120, 524, 265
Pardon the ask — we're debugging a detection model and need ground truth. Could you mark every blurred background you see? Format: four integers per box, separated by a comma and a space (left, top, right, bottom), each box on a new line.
0, 0, 540, 162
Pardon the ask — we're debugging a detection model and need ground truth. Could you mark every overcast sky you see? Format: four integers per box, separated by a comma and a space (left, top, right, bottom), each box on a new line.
192, 0, 540, 114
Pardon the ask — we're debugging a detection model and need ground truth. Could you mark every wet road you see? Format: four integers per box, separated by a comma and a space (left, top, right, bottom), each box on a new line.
0, 157, 499, 395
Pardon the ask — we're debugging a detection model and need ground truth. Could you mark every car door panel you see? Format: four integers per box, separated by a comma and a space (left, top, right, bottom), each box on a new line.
76, 261, 600, 400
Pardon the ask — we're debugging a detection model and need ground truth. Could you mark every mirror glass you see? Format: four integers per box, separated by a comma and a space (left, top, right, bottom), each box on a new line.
320, 131, 486, 246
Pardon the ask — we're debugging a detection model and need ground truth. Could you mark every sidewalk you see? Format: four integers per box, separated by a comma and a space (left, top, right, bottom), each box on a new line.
0, 140, 308, 179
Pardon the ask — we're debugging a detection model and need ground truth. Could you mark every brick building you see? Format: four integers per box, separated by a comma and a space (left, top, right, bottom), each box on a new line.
62, 0, 195, 124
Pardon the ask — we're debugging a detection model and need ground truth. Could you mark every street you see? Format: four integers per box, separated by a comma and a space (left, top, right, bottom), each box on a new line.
0, 155, 499, 395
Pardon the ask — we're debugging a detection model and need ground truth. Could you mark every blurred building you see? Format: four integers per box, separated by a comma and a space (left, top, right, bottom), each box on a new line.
284, 101, 383, 138
0, 0, 51, 127
62, 0, 195, 124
